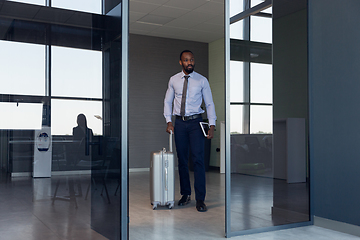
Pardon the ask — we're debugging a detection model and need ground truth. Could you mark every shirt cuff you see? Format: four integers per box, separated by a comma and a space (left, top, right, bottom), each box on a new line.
165, 116, 172, 123
209, 120, 216, 126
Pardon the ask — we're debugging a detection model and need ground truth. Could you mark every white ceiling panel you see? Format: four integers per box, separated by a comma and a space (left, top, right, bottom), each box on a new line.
192, 1, 224, 15
204, 14, 224, 26
130, 21, 161, 33
150, 6, 189, 18
138, 14, 175, 25
164, 0, 210, 11
163, 18, 194, 28
166, 11, 218, 27
151, 25, 187, 35
130, 1, 161, 14
129, 0, 225, 43
129, 11, 147, 23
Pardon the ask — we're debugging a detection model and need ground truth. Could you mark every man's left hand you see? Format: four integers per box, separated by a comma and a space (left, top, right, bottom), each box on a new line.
207, 125, 215, 139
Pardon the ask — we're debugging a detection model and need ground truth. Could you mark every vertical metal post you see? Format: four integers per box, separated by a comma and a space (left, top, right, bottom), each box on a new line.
44, 0, 51, 128
121, 0, 129, 239
224, 0, 231, 237
307, 0, 314, 224
243, 0, 251, 134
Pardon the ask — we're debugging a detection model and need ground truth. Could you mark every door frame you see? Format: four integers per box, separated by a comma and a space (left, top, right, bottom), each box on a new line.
224, 0, 313, 237
120, 0, 129, 239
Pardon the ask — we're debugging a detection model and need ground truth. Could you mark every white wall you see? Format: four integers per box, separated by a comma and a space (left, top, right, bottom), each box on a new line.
208, 38, 225, 167
129, 34, 209, 168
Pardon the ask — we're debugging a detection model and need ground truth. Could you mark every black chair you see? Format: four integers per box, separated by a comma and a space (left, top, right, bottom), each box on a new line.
84, 138, 119, 203
100, 148, 121, 204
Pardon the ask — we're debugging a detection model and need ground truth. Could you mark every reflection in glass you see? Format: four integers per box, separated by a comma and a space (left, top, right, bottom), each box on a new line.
0, 0, 123, 238
251, 0, 272, 14
230, 130, 273, 231
230, 0, 244, 17
51, 99, 102, 136
229, 0, 244, 40
230, 20, 244, 40
0, 41, 45, 96
230, 105, 244, 134
229, 2, 309, 234
250, 16, 272, 44
230, 61, 245, 102
72, 113, 94, 163
250, 105, 272, 134
51, 46, 102, 99
52, 0, 101, 14
0, 102, 42, 129
250, 63, 272, 103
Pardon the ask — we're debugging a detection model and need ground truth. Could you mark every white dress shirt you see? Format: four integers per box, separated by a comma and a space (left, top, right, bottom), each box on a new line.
164, 71, 217, 126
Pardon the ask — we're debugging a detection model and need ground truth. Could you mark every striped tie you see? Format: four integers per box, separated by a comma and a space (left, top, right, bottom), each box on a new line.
180, 75, 190, 117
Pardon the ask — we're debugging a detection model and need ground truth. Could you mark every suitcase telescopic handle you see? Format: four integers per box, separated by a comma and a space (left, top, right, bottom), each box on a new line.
169, 130, 173, 152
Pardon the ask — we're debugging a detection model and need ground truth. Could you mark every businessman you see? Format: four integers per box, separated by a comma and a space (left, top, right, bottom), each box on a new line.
164, 50, 216, 212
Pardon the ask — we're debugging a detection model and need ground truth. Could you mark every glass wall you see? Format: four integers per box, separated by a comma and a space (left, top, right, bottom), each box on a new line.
227, 0, 310, 236
0, 0, 127, 239
0, 40, 46, 96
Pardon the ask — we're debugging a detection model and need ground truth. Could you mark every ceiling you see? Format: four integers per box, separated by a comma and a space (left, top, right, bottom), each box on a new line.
129, 0, 225, 43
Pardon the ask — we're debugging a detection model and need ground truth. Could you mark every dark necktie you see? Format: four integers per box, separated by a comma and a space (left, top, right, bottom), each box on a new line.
180, 75, 190, 117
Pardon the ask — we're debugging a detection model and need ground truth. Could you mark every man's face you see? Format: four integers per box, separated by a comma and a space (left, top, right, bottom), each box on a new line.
179, 52, 195, 74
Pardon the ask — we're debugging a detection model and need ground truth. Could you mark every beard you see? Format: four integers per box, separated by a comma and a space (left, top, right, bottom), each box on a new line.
184, 64, 195, 74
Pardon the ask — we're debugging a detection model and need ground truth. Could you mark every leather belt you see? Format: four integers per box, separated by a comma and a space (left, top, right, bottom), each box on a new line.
176, 114, 202, 121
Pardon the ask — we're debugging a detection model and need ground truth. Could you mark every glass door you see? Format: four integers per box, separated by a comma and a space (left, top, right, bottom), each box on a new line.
0, 0, 128, 239
225, 0, 311, 237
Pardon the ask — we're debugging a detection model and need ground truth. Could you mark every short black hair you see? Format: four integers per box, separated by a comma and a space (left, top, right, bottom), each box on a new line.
179, 50, 193, 60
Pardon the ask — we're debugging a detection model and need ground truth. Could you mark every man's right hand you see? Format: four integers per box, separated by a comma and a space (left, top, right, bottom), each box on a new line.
166, 122, 174, 134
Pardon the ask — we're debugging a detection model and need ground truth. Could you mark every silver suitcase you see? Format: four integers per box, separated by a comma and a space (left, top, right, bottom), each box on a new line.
150, 133, 175, 210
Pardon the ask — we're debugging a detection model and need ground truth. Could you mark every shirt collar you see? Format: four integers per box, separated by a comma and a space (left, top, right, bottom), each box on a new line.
181, 71, 194, 79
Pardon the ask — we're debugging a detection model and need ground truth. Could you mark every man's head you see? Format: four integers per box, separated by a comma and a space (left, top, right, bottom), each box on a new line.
179, 50, 195, 75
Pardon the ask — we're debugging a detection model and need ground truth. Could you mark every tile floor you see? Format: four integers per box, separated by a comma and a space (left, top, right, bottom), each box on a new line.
0, 170, 358, 239
231, 226, 360, 240
129, 171, 359, 240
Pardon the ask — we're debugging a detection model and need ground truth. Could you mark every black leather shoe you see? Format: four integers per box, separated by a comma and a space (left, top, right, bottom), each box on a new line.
178, 195, 191, 206
196, 200, 207, 212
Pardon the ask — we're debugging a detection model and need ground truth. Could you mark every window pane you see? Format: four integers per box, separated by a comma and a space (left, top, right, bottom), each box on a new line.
250, 63, 272, 104
52, 0, 101, 14
230, 20, 245, 40
51, 99, 102, 136
230, 105, 244, 134
7, 0, 45, 6
250, 16, 272, 44
0, 41, 45, 96
250, 105, 272, 134
230, 61, 245, 103
51, 46, 102, 99
230, 0, 244, 17
229, 0, 244, 40
0, 102, 42, 129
